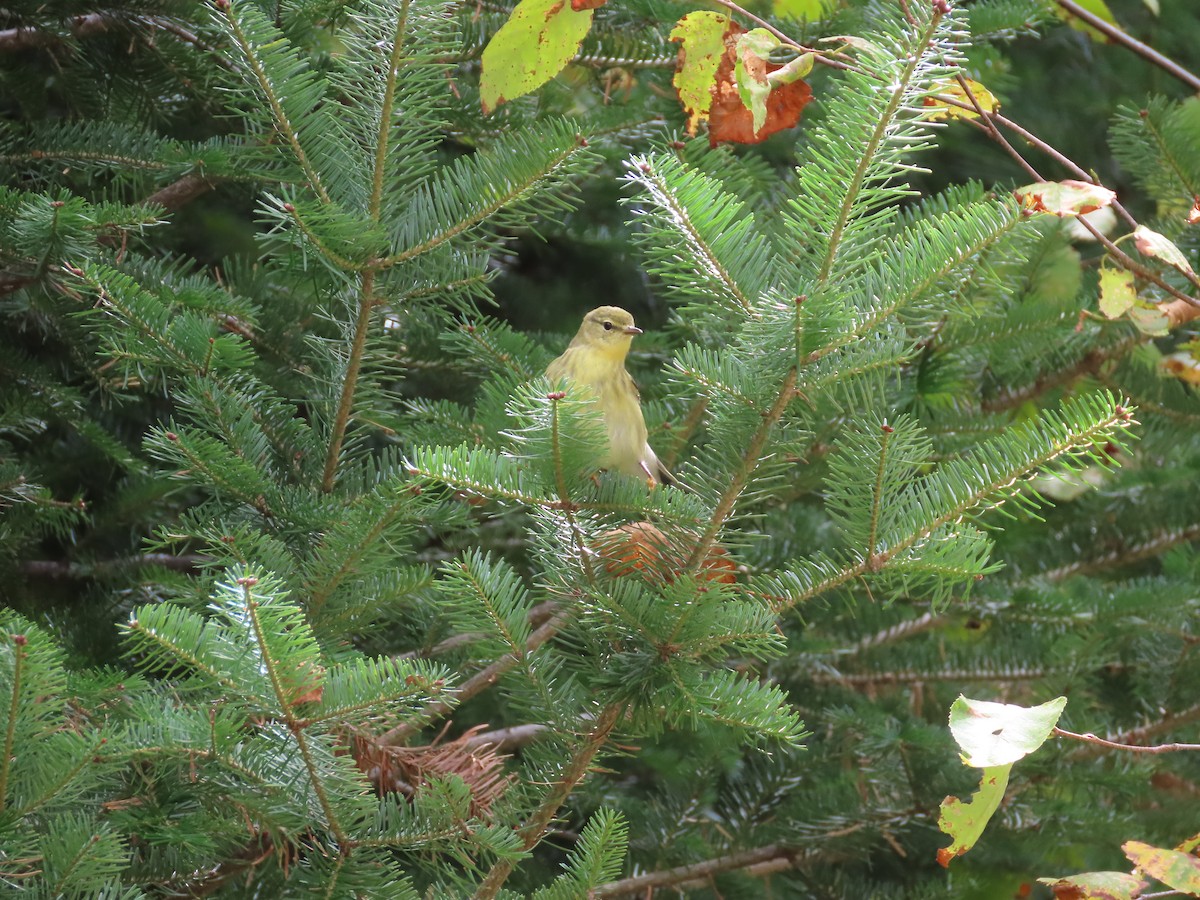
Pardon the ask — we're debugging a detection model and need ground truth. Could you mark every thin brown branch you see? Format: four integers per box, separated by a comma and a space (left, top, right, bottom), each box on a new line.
1052, 0, 1200, 92
591, 843, 801, 898
1055, 726, 1200, 754
381, 608, 571, 746
700, 0, 853, 70
1039, 523, 1200, 582
948, 80, 1200, 311
19, 553, 206, 579
321, 270, 377, 492
1068, 703, 1200, 760
0, 13, 112, 51
145, 173, 218, 212
686, 368, 796, 572
462, 723, 548, 753
0, 12, 226, 62
981, 333, 1142, 413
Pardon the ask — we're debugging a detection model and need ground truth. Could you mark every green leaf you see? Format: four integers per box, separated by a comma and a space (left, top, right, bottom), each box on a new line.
1036, 871, 1147, 900
735, 29, 778, 135
1123, 841, 1200, 895
1098, 268, 1137, 318
937, 764, 1011, 867
670, 12, 734, 136
1133, 225, 1197, 278
948, 695, 1067, 767
772, 0, 827, 19
768, 52, 815, 86
480, 0, 595, 113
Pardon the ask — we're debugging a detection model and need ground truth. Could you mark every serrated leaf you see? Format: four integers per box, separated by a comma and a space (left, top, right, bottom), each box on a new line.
924, 78, 999, 121
480, 0, 595, 114
1133, 225, 1197, 278
948, 695, 1066, 767
1036, 871, 1146, 900
670, 12, 735, 136
1098, 268, 1137, 318
1014, 180, 1117, 217
937, 764, 1010, 867
1123, 841, 1200, 894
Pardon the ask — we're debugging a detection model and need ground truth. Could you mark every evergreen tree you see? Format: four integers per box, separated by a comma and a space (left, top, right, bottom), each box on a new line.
1, 0, 1198, 896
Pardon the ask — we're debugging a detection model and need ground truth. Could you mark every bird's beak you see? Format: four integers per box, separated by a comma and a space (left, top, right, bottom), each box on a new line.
624, 325, 643, 335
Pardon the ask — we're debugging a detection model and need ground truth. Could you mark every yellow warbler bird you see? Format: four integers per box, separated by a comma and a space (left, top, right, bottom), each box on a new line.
546, 306, 674, 486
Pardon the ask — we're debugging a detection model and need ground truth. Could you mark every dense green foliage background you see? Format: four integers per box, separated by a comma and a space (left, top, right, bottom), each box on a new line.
1, 0, 1199, 896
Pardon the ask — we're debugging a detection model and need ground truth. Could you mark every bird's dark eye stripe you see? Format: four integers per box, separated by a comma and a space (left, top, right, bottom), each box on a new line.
603, 321, 613, 331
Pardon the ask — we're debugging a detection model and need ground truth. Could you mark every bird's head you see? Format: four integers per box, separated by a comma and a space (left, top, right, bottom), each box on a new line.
575, 306, 642, 358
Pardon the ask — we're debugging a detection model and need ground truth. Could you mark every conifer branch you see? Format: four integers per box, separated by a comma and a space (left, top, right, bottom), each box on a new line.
20, 553, 206, 578
662, 396, 709, 470
809, 665, 1059, 686
369, 0, 412, 221
145, 173, 218, 212
12, 736, 106, 818
306, 492, 409, 616
770, 401, 1135, 613
322, 270, 377, 492
549, 391, 596, 582
981, 335, 1140, 413
0, 634, 23, 814
381, 143, 589, 269
473, 702, 624, 899
241, 580, 348, 846
816, 8, 946, 284
1039, 523, 1200, 582
215, 2, 332, 205
867, 425, 893, 556
686, 368, 796, 572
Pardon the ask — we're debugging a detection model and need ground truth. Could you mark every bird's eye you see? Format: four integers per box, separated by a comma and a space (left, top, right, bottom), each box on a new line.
603, 321, 613, 331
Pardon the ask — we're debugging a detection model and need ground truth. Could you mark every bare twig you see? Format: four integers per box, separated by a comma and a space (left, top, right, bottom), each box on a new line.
144, 173, 218, 212
1067, 704, 1200, 760
20, 553, 207, 578
381, 608, 571, 746
0, 13, 227, 63
948, 77, 1200, 314
1055, 726, 1200, 754
1053, 0, 1200, 92
462, 723, 548, 753
591, 843, 801, 898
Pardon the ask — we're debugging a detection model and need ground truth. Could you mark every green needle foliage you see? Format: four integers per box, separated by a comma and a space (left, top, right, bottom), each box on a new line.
1, 0, 1198, 896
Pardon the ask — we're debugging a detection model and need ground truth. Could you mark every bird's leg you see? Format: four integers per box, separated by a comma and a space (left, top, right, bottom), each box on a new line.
639, 460, 658, 489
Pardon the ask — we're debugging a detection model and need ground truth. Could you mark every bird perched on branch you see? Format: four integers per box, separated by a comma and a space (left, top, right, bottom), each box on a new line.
546, 306, 675, 487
